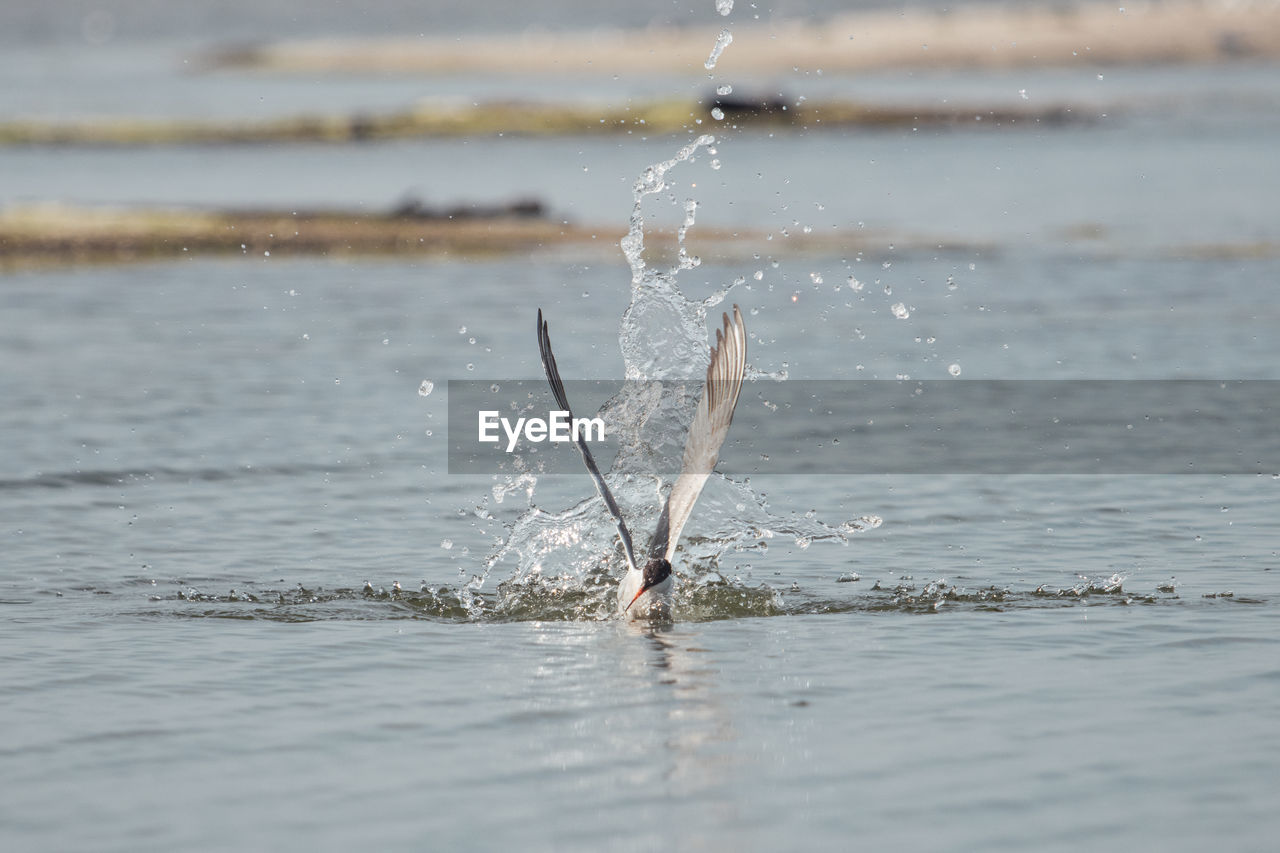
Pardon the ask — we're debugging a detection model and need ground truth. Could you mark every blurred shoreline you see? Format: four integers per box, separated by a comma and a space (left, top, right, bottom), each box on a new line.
205, 1, 1280, 75
0, 203, 861, 268
3, 202, 1273, 269
0, 96, 1084, 146
3, 1, 1276, 269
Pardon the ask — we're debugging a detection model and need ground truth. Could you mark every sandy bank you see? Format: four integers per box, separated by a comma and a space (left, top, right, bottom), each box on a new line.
205, 1, 1280, 75
2, 204, 1271, 268
0, 204, 876, 268
0, 204, 595, 266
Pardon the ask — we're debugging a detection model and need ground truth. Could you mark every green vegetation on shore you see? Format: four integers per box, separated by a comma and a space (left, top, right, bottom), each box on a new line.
0, 97, 1080, 147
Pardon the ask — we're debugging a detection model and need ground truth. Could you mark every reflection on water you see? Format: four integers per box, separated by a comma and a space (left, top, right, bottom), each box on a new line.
630, 626, 741, 828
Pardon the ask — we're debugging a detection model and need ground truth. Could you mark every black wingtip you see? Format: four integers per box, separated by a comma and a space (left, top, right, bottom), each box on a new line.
537, 309, 551, 369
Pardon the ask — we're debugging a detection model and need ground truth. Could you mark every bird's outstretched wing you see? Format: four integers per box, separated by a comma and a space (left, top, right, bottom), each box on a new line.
537, 309, 639, 573
648, 305, 747, 563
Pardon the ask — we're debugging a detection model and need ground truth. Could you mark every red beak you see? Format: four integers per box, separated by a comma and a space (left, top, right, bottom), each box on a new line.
624, 584, 650, 613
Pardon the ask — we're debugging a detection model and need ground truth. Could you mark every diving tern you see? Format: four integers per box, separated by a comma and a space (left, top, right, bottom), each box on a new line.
536, 306, 747, 619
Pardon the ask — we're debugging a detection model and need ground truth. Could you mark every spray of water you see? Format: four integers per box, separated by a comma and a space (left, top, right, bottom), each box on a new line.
463, 130, 880, 621
461, 6, 877, 621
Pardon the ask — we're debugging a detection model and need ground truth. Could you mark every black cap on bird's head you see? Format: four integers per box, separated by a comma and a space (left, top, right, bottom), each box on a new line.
624, 557, 672, 613
642, 557, 671, 589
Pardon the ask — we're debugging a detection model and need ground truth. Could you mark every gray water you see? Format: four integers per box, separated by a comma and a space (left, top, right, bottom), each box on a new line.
5, 2, 1280, 850
4, 246, 1279, 850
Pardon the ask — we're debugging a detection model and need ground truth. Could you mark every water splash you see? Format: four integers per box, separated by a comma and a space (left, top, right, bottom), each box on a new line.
154, 573, 1212, 624
618, 133, 719, 383
458, 21, 877, 622
620, 134, 715, 283
464, 130, 880, 621
705, 29, 733, 70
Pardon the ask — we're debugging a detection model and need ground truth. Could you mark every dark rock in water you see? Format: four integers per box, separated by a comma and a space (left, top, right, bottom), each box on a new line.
391, 194, 429, 218
393, 194, 546, 221
443, 198, 546, 221
706, 91, 791, 117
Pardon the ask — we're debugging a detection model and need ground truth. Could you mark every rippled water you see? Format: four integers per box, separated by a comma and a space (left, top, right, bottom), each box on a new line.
5, 241, 1279, 849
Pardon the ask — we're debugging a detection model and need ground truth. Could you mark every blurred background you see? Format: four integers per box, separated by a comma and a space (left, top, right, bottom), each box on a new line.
2, 0, 1278, 256
4, 3, 1280, 851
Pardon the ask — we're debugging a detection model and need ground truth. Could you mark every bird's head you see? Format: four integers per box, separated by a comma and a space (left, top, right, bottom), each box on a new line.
624, 557, 672, 613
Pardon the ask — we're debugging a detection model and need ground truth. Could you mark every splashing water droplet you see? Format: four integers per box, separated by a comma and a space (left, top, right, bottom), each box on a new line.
717, 84, 733, 96
418, 380, 434, 397
705, 28, 733, 69
711, 106, 725, 121
619, 133, 715, 294
948, 363, 962, 376
891, 302, 910, 319
471, 87, 882, 622
847, 276, 863, 292
715, 0, 734, 16
441, 539, 453, 550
